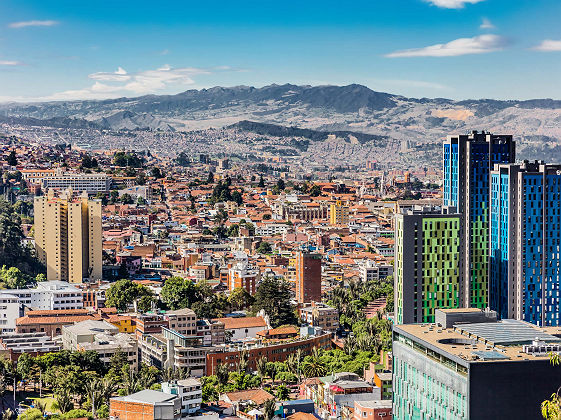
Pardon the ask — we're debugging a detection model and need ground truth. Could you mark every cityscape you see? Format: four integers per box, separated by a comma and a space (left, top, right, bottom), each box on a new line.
2, 1, 561, 420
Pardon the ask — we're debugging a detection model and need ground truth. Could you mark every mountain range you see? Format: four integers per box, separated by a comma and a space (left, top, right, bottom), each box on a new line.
2, 83, 561, 165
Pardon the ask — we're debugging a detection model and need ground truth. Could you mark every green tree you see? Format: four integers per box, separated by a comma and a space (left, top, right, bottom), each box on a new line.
302, 348, 327, 378
263, 398, 276, 420
253, 275, 298, 328
228, 287, 255, 311
257, 241, 272, 254
120, 193, 133, 204
207, 171, 214, 184
309, 184, 321, 197
0, 266, 29, 289
105, 279, 153, 312
160, 277, 197, 310
7, 151, 17, 167
276, 384, 290, 401
258, 176, 265, 188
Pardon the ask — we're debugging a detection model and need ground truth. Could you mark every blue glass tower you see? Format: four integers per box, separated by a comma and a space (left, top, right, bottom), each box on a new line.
443, 131, 515, 308
490, 161, 561, 326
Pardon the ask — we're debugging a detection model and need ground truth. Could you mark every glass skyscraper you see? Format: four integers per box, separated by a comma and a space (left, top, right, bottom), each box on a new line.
443, 131, 515, 309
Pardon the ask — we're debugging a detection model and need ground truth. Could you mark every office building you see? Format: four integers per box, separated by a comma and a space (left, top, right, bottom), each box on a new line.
443, 131, 515, 308
359, 260, 393, 282
329, 200, 350, 225
296, 252, 322, 304
34, 190, 102, 283
490, 161, 561, 325
394, 206, 462, 324
393, 308, 561, 419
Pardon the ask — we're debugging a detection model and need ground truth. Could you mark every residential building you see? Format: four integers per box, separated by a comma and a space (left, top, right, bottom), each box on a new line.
62, 319, 138, 370
0, 293, 23, 333
311, 372, 381, 420
394, 206, 462, 324
351, 400, 392, 420
299, 302, 339, 332
34, 190, 102, 283
359, 261, 393, 283
443, 131, 515, 308
296, 252, 322, 304
4, 281, 83, 310
490, 161, 561, 325
393, 308, 561, 419
228, 261, 259, 295
161, 378, 202, 417
196, 319, 225, 346
110, 389, 181, 420
164, 308, 198, 336
330, 200, 350, 225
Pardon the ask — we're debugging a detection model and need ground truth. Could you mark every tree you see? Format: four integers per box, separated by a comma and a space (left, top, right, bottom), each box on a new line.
120, 193, 133, 204
257, 241, 272, 254
276, 384, 290, 401
232, 190, 243, 206
262, 398, 277, 420
309, 185, 321, 197
0, 199, 42, 275
253, 276, 298, 328
160, 277, 197, 310
302, 348, 327, 378
207, 171, 214, 184
7, 151, 17, 167
105, 279, 153, 312
258, 176, 265, 188
276, 179, 285, 191
215, 364, 229, 388
0, 266, 29, 289
151, 167, 164, 179
228, 287, 255, 311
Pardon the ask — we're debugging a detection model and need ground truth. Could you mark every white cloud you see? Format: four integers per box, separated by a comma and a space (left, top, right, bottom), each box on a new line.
0, 60, 24, 66
8, 20, 59, 29
385, 34, 506, 57
89, 67, 131, 82
480, 18, 495, 30
425, 0, 484, 8
533, 39, 561, 52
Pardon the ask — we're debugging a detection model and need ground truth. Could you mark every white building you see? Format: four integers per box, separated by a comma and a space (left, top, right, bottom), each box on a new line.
41, 171, 111, 193
213, 316, 268, 341
0, 293, 23, 333
4, 281, 83, 310
255, 223, 290, 237
359, 261, 393, 283
161, 378, 203, 417
62, 320, 138, 370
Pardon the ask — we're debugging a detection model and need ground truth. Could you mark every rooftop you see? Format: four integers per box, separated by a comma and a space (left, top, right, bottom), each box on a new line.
112, 389, 177, 405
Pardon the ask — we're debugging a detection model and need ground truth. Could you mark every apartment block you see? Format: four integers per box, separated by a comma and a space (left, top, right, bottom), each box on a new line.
329, 200, 350, 225
34, 190, 102, 283
296, 252, 322, 304
394, 206, 462, 324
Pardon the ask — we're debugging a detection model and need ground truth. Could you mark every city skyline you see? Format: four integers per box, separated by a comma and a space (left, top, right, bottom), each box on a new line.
1, 0, 561, 102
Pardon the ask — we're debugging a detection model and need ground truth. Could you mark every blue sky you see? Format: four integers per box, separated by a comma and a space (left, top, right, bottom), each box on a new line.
1, 0, 561, 101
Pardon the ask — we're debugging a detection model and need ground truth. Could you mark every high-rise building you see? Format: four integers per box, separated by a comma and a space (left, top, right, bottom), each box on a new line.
296, 252, 322, 304
34, 190, 102, 283
490, 161, 561, 326
443, 131, 515, 309
329, 199, 349, 225
393, 308, 561, 419
395, 206, 462, 324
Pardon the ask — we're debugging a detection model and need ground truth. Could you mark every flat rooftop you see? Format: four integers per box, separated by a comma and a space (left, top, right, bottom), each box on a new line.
395, 319, 561, 364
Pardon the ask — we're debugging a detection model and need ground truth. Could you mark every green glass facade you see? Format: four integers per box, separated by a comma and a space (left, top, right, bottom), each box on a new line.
395, 211, 461, 324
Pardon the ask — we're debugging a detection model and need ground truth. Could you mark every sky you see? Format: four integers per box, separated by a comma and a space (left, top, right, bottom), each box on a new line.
1, 0, 561, 102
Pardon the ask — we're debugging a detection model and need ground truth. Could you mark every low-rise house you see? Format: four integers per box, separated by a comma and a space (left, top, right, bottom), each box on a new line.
213, 316, 268, 341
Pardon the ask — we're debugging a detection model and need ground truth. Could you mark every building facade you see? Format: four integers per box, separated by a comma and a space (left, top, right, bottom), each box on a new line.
443, 131, 515, 308
394, 207, 462, 324
296, 252, 322, 304
34, 190, 102, 283
490, 161, 561, 325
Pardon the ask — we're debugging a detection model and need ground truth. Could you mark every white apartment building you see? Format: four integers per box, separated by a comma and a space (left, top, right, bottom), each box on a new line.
0, 293, 24, 333
359, 261, 393, 282
4, 281, 83, 310
161, 378, 203, 417
255, 223, 290, 237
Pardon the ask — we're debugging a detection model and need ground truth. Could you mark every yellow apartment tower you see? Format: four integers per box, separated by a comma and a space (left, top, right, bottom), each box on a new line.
34, 189, 102, 283
329, 200, 349, 225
